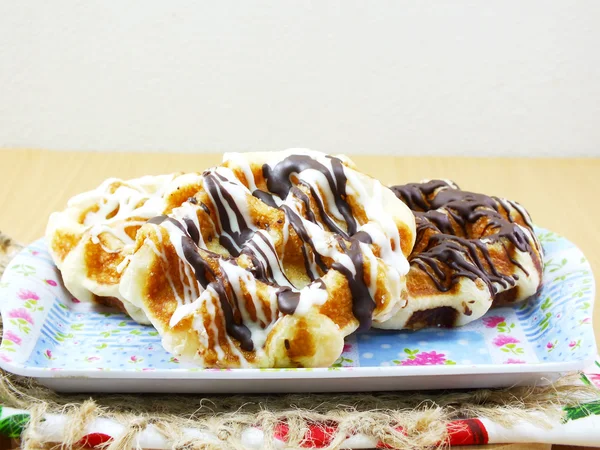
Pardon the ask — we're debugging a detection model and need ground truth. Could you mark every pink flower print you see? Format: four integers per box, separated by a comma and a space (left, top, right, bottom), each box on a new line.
0, 354, 12, 363
546, 342, 554, 349
31, 250, 39, 256
71, 297, 81, 304
556, 313, 561, 319
505, 358, 526, 364
142, 368, 156, 372
45, 279, 57, 287
415, 351, 446, 365
17, 289, 39, 301
342, 343, 352, 353
8, 308, 34, 324
569, 341, 577, 348
85, 356, 101, 363
44, 349, 54, 360
493, 335, 520, 347
4, 330, 22, 345
582, 317, 591, 324
400, 359, 422, 366
483, 316, 505, 328
400, 351, 448, 366
129, 355, 143, 363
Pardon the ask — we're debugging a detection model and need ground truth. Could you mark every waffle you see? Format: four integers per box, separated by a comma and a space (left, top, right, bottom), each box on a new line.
45, 173, 204, 323
380, 180, 544, 330
48, 150, 417, 368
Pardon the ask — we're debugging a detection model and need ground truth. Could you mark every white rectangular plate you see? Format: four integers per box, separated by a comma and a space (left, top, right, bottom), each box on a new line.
0, 227, 596, 393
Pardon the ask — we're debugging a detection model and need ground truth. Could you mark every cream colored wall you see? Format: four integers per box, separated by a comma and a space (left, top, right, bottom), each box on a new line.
1, 1, 598, 156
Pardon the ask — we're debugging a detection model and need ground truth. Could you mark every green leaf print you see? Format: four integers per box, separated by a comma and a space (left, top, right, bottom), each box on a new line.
118, 321, 127, 327
148, 331, 159, 336
99, 330, 120, 338
54, 332, 74, 342
23, 300, 43, 312
129, 329, 142, 335
95, 343, 108, 350
539, 312, 552, 332
544, 258, 567, 274
403, 348, 419, 359
331, 356, 353, 367
563, 400, 600, 423
70, 323, 84, 331
1, 341, 16, 353
518, 301, 529, 311
9, 319, 31, 334
497, 322, 516, 334
537, 231, 558, 243
11, 264, 36, 277
540, 297, 552, 311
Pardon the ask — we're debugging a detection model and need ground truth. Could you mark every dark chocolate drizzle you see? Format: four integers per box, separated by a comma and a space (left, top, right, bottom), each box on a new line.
276, 279, 326, 315
149, 214, 255, 351
263, 155, 357, 235
276, 287, 301, 315
204, 171, 256, 256
252, 189, 279, 208
181, 236, 254, 351
391, 180, 540, 295
151, 153, 382, 347
260, 154, 377, 328
242, 231, 295, 288
331, 236, 375, 331
148, 215, 185, 231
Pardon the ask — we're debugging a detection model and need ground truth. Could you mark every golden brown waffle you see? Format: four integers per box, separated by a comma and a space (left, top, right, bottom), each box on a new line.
380, 180, 544, 330
45, 173, 204, 323
48, 150, 417, 368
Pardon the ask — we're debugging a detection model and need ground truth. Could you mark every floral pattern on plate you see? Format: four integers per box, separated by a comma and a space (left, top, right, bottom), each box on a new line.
0, 227, 596, 373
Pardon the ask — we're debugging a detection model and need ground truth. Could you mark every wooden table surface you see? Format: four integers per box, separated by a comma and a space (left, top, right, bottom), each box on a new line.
0, 149, 598, 449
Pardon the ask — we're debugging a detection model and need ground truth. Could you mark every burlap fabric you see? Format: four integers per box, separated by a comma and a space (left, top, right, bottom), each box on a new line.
0, 231, 596, 449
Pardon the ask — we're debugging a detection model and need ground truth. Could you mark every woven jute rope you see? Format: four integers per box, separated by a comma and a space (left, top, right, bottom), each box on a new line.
0, 231, 597, 449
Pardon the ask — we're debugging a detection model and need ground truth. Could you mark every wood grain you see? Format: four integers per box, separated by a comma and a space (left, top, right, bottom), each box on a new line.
0, 149, 598, 450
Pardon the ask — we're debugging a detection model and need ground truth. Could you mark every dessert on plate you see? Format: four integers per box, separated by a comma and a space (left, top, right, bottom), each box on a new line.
46, 150, 543, 368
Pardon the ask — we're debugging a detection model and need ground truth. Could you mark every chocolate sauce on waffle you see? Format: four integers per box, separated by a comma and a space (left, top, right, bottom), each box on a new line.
265, 155, 375, 329
181, 236, 255, 351
148, 153, 404, 347
331, 236, 374, 331
204, 172, 255, 256
391, 180, 540, 294
263, 154, 358, 236
149, 215, 255, 351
